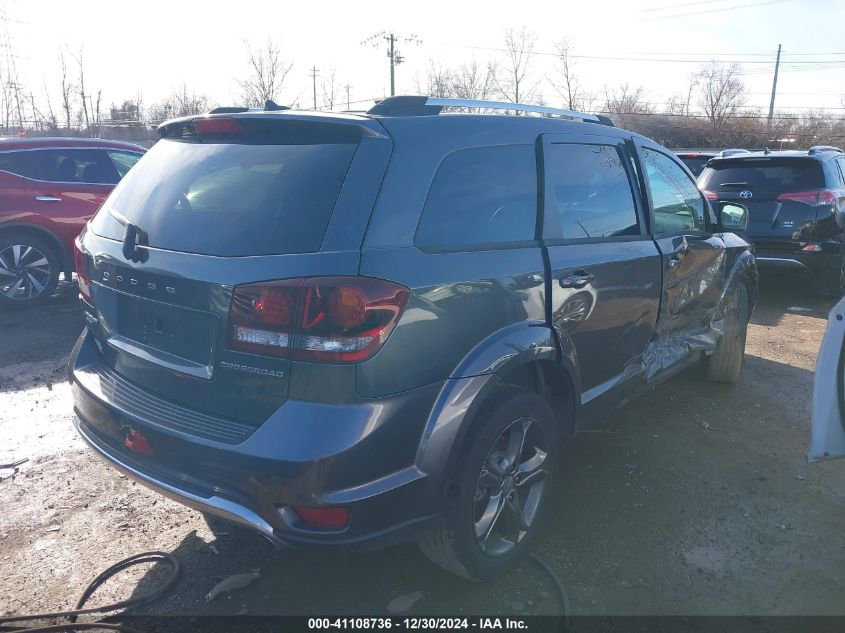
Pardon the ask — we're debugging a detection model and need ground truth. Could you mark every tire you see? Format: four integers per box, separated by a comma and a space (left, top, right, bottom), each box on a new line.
706, 284, 749, 383
418, 386, 559, 581
0, 232, 61, 307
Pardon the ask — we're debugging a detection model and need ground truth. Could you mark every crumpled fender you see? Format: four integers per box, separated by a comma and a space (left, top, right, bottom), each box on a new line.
642, 248, 757, 381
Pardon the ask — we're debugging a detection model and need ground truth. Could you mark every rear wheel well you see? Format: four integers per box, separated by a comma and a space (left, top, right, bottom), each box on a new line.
0, 224, 70, 277
499, 360, 576, 439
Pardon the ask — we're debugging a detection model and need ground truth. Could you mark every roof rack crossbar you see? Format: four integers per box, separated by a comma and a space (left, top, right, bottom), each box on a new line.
366, 96, 613, 126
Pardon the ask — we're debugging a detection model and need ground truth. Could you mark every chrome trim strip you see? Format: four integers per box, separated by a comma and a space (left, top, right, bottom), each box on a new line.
756, 257, 809, 269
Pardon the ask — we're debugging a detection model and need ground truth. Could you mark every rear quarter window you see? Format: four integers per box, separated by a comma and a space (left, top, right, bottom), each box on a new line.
0, 151, 35, 179
415, 144, 538, 250
89, 139, 358, 257
700, 158, 824, 192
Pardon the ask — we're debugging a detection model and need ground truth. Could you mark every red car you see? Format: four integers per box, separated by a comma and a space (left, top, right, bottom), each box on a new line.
0, 137, 145, 305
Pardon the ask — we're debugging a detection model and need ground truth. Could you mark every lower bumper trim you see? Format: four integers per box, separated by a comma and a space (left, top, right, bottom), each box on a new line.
74, 414, 288, 548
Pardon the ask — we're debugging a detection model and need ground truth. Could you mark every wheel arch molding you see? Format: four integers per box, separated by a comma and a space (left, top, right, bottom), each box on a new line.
415, 321, 580, 501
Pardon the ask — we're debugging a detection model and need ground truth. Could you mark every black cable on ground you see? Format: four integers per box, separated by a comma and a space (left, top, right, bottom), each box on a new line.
0, 551, 181, 633
529, 551, 570, 624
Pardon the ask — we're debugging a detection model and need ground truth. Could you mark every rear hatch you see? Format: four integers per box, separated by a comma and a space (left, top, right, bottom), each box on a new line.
700, 156, 825, 252
78, 114, 389, 439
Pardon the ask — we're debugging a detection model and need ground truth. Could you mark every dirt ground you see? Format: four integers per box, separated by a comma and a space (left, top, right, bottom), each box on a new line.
1, 275, 844, 620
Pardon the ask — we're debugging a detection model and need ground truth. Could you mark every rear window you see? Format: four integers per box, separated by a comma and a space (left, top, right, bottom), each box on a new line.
90, 137, 357, 256
677, 156, 711, 178
699, 158, 824, 192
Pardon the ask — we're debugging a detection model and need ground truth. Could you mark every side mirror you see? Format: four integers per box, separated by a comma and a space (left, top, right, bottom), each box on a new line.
717, 202, 748, 232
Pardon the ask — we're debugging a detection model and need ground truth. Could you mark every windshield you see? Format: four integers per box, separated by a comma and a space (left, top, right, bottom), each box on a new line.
89, 138, 357, 256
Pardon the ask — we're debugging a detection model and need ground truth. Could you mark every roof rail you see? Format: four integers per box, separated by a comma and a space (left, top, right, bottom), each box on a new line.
366, 96, 613, 126
808, 145, 844, 155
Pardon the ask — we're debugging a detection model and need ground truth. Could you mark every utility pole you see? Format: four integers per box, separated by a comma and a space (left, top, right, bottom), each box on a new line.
310, 66, 320, 110
344, 84, 351, 110
767, 44, 782, 135
362, 31, 420, 97
387, 33, 400, 96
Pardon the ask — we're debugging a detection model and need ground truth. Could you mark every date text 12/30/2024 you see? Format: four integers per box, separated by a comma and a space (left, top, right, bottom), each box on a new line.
308, 618, 531, 630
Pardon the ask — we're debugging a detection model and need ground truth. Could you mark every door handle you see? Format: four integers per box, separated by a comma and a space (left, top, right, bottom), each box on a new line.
559, 270, 594, 289
35, 196, 62, 202
666, 257, 681, 269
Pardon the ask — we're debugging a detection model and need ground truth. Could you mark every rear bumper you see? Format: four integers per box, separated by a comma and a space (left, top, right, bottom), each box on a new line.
755, 246, 841, 277
70, 329, 442, 550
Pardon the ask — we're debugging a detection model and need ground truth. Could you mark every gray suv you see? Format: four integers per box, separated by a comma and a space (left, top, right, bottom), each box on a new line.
70, 96, 758, 580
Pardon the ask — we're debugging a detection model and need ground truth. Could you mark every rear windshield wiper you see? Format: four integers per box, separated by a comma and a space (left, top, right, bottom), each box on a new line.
107, 208, 149, 263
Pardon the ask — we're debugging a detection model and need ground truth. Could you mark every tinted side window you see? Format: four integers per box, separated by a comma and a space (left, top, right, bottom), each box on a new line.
642, 148, 705, 234
836, 157, 845, 186
545, 143, 639, 240
416, 145, 537, 249
107, 151, 143, 179
0, 151, 34, 178
31, 149, 120, 184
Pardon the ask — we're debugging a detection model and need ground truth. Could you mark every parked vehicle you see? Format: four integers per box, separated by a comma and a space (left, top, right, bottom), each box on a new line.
808, 295, 845, 463
675, 149, 750, 177
676, 150, 719, 177
699, 147, 845, 296
0, 137, 145, 305
70, 96, 757, 580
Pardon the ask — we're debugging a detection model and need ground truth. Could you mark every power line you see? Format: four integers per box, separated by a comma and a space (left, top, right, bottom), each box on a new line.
362, 31, 421, 96
438, 41, 845, 66
645, 0, 791, 21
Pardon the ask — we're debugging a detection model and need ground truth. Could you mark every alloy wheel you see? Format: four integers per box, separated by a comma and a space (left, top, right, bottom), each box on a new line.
0, 244, 52, 301
473, 416, 549, 557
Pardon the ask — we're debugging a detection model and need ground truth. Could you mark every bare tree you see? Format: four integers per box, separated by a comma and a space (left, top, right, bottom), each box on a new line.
75, 48, 90, 129
59, 52, 74, 130
694, 61, 746, 133
321, 69, 339, 110
238, 40, 293, 107
551, 38, 589, 111
415, 60, 454, 98
147, 85, 213, 124
451, 60, 496, 101
493, 27, 537, 104
603, 84, 651, 115
42, 78, 57, 129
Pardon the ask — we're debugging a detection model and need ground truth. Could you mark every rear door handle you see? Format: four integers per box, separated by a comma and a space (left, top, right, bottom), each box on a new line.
667, 257, 681, 269
35, 196, 62, 202
559, 270, 594, 289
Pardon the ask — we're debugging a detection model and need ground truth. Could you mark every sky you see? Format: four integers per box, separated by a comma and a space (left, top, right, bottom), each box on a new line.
3, 0, 845, 118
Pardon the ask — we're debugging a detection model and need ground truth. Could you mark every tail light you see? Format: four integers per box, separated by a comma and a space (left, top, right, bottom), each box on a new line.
801, 243, 823, 252
193, 117, 245, 138
72, 236, 91, 303
701, 190, 718, 201
777, 189, 838, 206
228, 276, 409, 363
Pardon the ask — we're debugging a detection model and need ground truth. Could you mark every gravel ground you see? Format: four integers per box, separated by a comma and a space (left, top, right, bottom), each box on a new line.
1, 275, 844, 619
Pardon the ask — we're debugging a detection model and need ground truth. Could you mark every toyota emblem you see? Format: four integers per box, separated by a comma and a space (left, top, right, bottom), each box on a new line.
739, 190, 753, 199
